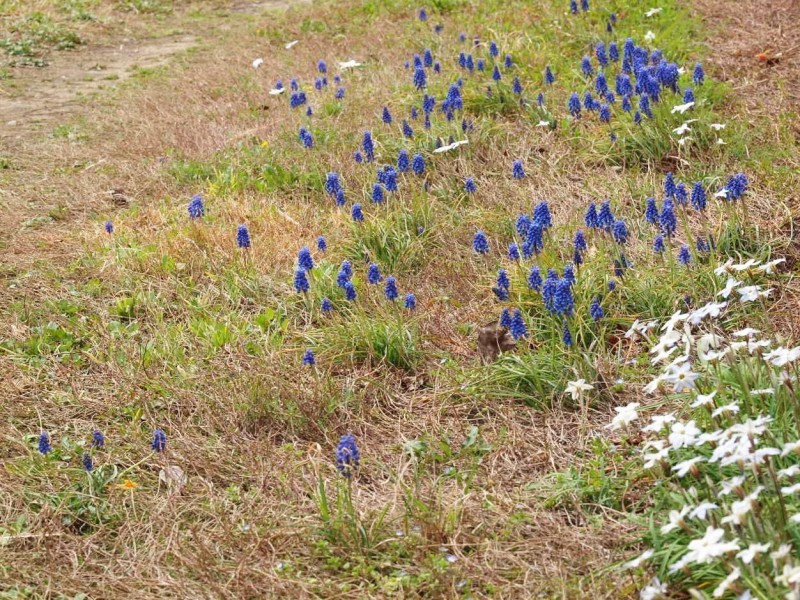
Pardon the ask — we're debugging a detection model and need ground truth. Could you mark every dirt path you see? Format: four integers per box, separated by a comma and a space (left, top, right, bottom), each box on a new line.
0, 0, 297, 139
1, 35, 197, 138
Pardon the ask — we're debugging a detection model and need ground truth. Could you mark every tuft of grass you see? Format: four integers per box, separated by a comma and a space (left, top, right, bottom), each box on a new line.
312, 311, 422, 371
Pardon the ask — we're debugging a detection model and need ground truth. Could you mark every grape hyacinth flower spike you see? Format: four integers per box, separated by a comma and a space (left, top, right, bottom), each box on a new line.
237, 225, 251, 249
38, 432, 51, 455
151, 428, 167, 452
473, 230, 489, 254
336, 433, 360, 478
188, 194, 205, 219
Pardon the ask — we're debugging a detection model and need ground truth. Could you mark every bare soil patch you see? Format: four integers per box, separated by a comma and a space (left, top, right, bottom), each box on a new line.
1, 35, 197, 137
693, 0, 800, 114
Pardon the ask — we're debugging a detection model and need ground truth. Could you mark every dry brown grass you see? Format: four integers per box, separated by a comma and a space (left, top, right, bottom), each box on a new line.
1, 0, 798, 598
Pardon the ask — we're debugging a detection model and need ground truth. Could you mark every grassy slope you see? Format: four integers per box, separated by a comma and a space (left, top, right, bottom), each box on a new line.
1, 0, 798, 598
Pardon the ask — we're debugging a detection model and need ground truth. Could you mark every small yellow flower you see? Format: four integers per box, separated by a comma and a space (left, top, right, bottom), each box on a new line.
112, 479, 139, 491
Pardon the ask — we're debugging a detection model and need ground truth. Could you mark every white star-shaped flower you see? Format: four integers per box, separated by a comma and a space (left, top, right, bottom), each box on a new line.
756, 258, 785, 274
671, 102, 695, 114
564, 379, 594, 400
433, 139, 469, 153
673, 123, 692, 135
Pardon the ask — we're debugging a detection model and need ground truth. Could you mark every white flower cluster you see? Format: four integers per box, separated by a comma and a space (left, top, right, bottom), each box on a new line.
611, 258, 800, 598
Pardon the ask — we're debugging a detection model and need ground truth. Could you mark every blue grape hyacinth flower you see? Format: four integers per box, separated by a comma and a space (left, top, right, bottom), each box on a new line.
664, 172, 676, 199
612, 219, 628, 244
367, 262, 382, 284
151, 428, 167, 453
563, 264, 576, 285
188, 194, 205, 219
412, 153, 425, 175
397, 150, 410, 172
653, 233, 666, 253
675, 182, 688, 206
465, 177, 477, 194
595, 72, 608, 96
590, 297, 604, 321
726, 173, 749, 200
372, 183, 385, 204
382, 106, 393, 124
384, 276, 398, 301
413, 66, 427, 89
344, 281, 357, 301
473, 231, 489, 254
404, 293, 416, 310
568, 92, 581, 117
533, 201, 552, 228
82, 452, 93, 472
362, 131, 375, 162
92, 430, 105, 448
528, 266, 542, 291
298, 246, 314, 271
609, 41, 619, 61
645, 197, 660, 225
508, 242, 520, 262
678, 244, 691, 265
691, 182, 707, 211
581, 56, 594, 77
496, 268, 510, 290
660, 198, 677, 237
105, 220, 114, 234
352, 203, 364, 222
585, 203, 598, 228
38, 432, 51, 454
545, 66, 555, 85
509, 309, 528, 340
321, 298, 333, 313
237, 225, 251, 249
552, 278, 575, 316
300, 128, 314, 147
693, 63, 705, 86
574, 230, 587, 253
597, 200, 614, 231
294, 269, 310, 293
512, 160, 525, 179
316, 236, 327, 252
594, 42, 608, 67
562, 322, 573, 347
325, 172, 341, 196
336, 433, 360, 478
303, 349, 316, 366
